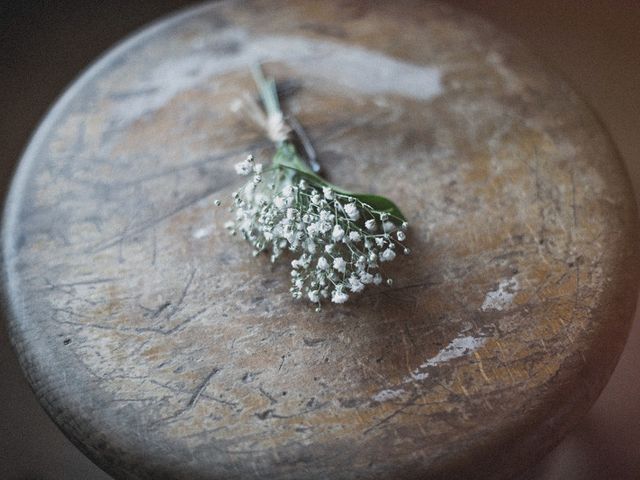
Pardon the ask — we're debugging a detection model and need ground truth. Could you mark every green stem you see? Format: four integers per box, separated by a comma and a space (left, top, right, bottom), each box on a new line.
251, 64, 281, 120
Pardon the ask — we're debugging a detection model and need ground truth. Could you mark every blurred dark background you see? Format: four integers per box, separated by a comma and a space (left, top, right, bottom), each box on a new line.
1, 1, 639, 479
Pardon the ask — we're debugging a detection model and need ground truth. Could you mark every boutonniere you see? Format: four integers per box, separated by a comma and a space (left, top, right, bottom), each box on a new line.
221, 65, 409, 309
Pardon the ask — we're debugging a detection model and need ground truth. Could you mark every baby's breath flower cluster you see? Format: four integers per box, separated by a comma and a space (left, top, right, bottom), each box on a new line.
221, 65, 410, 309
225, 154, 409, 309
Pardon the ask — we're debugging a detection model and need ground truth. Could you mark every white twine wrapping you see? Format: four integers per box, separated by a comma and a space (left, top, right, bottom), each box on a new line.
231, 93, 292, 143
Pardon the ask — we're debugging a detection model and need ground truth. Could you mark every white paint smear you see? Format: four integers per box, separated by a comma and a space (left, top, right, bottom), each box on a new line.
111, 28, 442, 123
410, 371, 429, 381
372, 388, 406, 402
373, 334, 485, 402
481, 278, 519, 312
421, 336, 485, 368
408, 335, 486, 382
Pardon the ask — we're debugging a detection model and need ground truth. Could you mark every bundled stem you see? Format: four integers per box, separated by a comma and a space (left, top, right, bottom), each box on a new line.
224, 65, 409, 308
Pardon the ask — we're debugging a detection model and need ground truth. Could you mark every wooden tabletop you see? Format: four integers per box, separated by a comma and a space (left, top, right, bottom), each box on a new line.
3, 1, 639, 479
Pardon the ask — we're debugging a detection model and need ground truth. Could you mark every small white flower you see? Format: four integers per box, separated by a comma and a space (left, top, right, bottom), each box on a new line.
282, 185, 294, 198
344, 202, 360, 221
396, 231, 406, 241
322, 221, 333, 234
319, 210, 334, 222
317, 257, 329, 270
306, 223, 319, 236
323, 186, 334, 200
273, 196, 286, 209
383, 221, 395, 233
373, 273, 383, 285
235, 160, 252, 175
348, 275, 365, 293
317, 211, 334, 233
380, 248, 396, 262
308, 290, 319, 303
360, 272, 374, 284
332, 224, 345, 242
253, 163, 263, 174
349, 231, 361, 242
333, 257, 347, 273
365, 219, 377, 231
331, 288, 349, 304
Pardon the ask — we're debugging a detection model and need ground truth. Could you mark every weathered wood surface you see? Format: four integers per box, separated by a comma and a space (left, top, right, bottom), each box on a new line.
3, 1, 639, 479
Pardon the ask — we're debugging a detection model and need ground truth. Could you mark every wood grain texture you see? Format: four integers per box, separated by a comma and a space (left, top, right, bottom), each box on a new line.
2, 1, 639, 479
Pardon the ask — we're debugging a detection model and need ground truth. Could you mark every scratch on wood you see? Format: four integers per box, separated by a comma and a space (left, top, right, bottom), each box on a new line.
473, 352, 491, 383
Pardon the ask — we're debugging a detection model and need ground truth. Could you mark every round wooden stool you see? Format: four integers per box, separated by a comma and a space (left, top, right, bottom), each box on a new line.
4, 1, 639, 479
